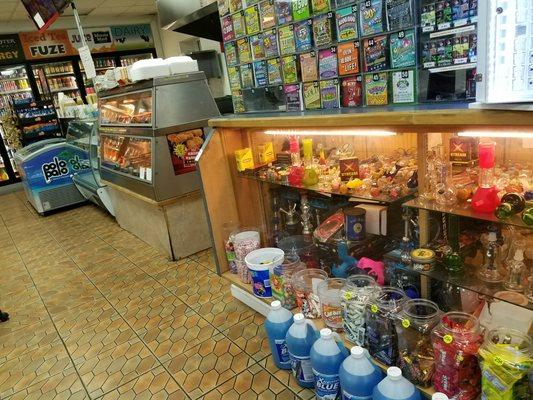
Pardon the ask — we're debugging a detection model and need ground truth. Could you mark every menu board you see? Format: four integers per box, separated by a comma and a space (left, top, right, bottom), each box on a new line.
218, 0, 418, 112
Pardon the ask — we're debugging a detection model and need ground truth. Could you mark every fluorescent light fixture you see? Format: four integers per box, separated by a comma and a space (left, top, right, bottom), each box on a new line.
264, 129, 396, 136
458, 130, 533, 138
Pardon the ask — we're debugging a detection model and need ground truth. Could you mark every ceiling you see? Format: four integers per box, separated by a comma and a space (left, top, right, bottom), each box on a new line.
0, 0, 157, 23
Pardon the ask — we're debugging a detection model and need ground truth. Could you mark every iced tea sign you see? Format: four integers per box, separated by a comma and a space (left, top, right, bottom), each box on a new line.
19, 30, 77, 60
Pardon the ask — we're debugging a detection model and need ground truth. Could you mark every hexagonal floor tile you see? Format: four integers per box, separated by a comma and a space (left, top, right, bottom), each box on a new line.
196, 292, 256, 332
165, 333, 255, 399
152, 261, 211, 293
0, 319, 58, 364
201, 363, 299, 400
104, 277, 170, 314
76, 339, 159, 398
258, 356, 315, 400
99, 366, 189, 400
6, 367, 88, 400
176, 273, 227, 309
222, 314, 270, 362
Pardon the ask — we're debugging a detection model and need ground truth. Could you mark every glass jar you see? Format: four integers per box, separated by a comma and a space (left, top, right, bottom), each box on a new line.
479, 328, 533, 400
431, 312, 484, 400
365, 286, 407, 366
270, 254, 306, 309
278, 235, 319, 269
291, 268, 328, 319
317, 278, 346, 331
340, 275, 380, 345
233, 229, 261, 284
395, 299, 441, 387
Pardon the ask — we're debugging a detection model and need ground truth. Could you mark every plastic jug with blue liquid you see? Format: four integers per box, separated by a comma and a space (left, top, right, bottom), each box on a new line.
285, 313, 318, 388
264, 300, 293, 369
373, 367, 422, 400
339, 346, 383, 399
310, 328, 349, 400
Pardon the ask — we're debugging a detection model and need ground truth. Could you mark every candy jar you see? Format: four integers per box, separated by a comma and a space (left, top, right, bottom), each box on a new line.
288, 165, 304, 186
478, 232, 504, 283
478, 328, 533, 400
431, 312, 484, 400
291, 268, 328, 319
317, 278, 346, 331
365, 287, 408, 366
233, 229, 261, 284
340, 275, 381, 345
270, 254, 306, 309
395, 299, 441, 387
222, 222, 239, 274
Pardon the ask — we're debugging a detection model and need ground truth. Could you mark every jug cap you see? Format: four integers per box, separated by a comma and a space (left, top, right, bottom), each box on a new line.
320, 328, 332, 340
432, 394, 449, 400
387, 367, 402, 381
271, 300, 281, 310
350, 346, 365, 358
294, 313, 305, 323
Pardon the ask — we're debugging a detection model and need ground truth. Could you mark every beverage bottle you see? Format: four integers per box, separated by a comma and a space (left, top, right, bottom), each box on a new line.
286, 313, 318, 388
339, 346, 383, 399
264, 300, 293, 370
310, 328, 349, 400
495, 193, 526, 219
373, 367, 421, 400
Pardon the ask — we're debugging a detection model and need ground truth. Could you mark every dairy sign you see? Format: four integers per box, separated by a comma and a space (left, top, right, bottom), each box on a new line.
19, 30, 77, 60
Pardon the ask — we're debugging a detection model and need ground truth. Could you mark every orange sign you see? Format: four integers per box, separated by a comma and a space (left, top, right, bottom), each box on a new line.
19, 30, 77, 60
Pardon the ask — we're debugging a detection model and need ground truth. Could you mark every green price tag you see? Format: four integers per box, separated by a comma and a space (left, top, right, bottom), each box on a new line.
493, 356, 504, 366
443, 334, 453, 344
402, 319, 411, 329
370, 304, 378, 313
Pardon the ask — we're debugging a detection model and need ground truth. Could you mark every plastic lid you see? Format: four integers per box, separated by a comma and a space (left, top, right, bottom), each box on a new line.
488, 232, 497, 242
293, 313, 305, 323
432, 393, 450, 400
514, 249, 524, 262
387, 367, 402, 380
350, 346, 365, 358
271, 300, 281, 310
320, 328, 333, 340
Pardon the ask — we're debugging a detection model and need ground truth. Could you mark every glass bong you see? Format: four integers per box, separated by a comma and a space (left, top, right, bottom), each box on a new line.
478, 232, 503, 283
472, 141, 500, 213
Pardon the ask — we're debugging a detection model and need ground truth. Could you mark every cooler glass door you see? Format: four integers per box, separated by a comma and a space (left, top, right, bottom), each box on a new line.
0, 64, 33, 117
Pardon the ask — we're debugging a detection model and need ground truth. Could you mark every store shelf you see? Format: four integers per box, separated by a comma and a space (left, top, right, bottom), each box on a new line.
0, 88, 32, 95
17, 114, 57, 126
427, 63, 477, 74
51, 87, 79, 93
403, 198, 531, 229
238, 168, 416, 205
386, 249, 533, 311
223, 271, 436, 398
428, 23, 477, 38
46, 72, 75, 77
0, 77, 28, 83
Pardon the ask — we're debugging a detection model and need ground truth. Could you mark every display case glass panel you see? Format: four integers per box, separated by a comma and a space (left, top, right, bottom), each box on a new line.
0, 65, 33, 117
101, 134, 152, 182
166, 129, 205, 175
99, 90, 153, 126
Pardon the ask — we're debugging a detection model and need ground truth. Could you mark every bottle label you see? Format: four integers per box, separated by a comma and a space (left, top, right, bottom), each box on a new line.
290, 354, 314, 383
313, 369, 340, 400
274, 339, 290, 365
342, 391, 371, 400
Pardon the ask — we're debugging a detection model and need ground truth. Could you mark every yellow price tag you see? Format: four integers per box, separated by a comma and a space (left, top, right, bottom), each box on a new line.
443, 334, 453, 344
343, 291, 353, 301
493, 356, 504, 366
402, 319, 411, 329
456, 354, 464, 363
371, 304, 378, 314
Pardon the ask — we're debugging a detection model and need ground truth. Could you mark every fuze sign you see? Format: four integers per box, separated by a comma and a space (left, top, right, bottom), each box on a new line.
19, 30, 77, 60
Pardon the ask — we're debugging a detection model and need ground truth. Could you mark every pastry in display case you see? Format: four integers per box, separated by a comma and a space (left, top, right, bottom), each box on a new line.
98, 72, 220, 202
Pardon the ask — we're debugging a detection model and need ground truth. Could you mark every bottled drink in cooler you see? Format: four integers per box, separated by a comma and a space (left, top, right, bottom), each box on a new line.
264, 300, 293, 370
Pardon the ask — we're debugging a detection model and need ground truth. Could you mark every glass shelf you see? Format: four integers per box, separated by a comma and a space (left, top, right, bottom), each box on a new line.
238, 168, 416, 205
403, 198, 531, 229
387, 250, 533, 311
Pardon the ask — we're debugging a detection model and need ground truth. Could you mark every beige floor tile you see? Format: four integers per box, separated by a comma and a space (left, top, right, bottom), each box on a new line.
258, 357, 315, 399
0, 319, 58, 363
196, 292, 256, 331
99, 366, 189, 400
223, 314, 270, 362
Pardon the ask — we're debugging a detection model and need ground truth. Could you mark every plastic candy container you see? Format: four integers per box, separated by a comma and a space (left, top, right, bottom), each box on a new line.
317, 278, 346, 331
340, 274, 381, 345
431, 312, 484, 400
270, 255, 306, 309
478, 327, 533, 400
373, 366, 422, 400
264, 301, 293, 369
395, 299, 441, 387
365, 287, 407, 366
233, 229, 261, 283
285, 313, 318, 388
245, 248, 284, 298
292, 268, 328, 319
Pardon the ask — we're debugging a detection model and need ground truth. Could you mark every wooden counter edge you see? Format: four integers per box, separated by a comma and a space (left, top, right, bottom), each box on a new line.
209, 109, 533, 129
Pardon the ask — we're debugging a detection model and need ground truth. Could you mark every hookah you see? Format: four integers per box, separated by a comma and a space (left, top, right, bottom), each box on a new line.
300, 192, 314, 235
280, 202, 299, 235
400, 207, 415, 264
472, 141, 500, 213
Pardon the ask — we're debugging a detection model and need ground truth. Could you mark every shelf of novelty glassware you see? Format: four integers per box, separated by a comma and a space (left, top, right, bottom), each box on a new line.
198, 112, 533, 399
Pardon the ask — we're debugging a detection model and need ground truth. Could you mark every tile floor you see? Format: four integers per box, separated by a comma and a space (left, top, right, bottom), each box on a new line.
0, 192, 314, 400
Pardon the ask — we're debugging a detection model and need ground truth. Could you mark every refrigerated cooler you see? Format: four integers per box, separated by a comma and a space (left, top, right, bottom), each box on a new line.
31, 60, 84, 108
0, 124, 20, 185
476, 0, 533, 105
66, 119, 114, 215
0, 65, 34, 117
14, 137, 88, 214
119, 53, 154, 67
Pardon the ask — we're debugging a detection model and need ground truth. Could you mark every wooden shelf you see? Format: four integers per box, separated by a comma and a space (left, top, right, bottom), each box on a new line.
223, 271, 436, 398
209, 106, 533, 129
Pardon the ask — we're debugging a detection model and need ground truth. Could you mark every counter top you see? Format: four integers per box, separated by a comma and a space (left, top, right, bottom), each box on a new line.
208, 104, 533, 129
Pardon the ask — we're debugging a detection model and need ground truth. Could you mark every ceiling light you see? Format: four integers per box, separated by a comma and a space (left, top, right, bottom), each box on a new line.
458, 131, 533, 138
264, 129, 397, 137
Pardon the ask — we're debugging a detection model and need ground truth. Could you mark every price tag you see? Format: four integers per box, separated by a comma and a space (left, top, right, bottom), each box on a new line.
493, 356, 504, 366
443, 334, 453, 344
402, 319, 411, 328
371, 304, 378, 313
78, 45, 96, 79
343, 291, 353, 301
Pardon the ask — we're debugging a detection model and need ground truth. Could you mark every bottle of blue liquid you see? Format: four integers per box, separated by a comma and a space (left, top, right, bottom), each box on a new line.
265, 300, 293, 369
285, 313, 318, 388
339, 346, 383, 399
373, 367, 421, 400
310, 328, 349, 400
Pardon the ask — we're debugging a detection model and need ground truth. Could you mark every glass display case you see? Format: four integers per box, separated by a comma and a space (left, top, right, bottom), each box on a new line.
98, 71, 220, 202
